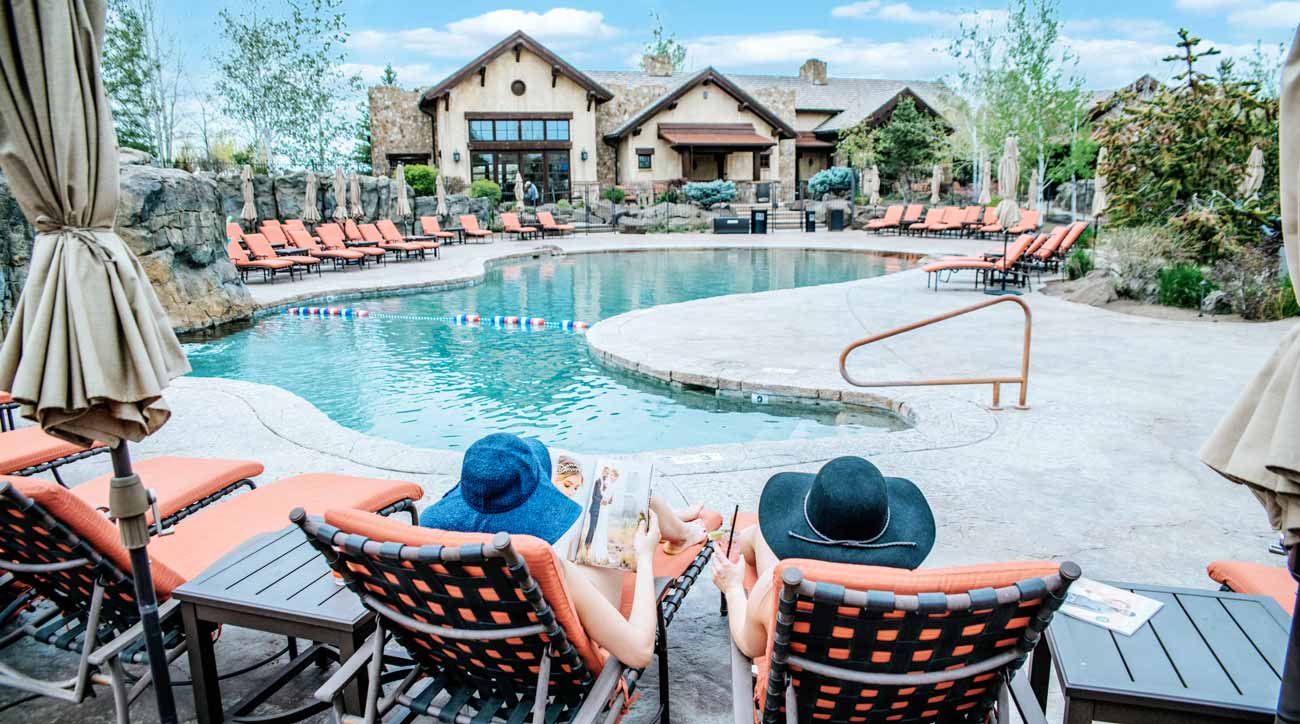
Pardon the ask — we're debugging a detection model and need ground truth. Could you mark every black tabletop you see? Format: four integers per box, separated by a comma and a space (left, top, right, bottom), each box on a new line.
1046, 582, 1288, 720
173, 525, 369, 634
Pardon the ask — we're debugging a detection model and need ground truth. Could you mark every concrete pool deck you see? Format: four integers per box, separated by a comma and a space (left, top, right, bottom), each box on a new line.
6, 230, 1294, 723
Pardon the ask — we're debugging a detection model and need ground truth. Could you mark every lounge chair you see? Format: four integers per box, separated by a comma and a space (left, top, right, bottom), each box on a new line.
294, 507, 717, 724
537, 211, 575, 237
731, 559, 1078, 724
71, 456, 261, 531
287, 228, 366, 270
865, 205, 904, 233
934, 206, 969, 235
376, 218, 440, 258
243, 232, 321, 277
0, 392, 16, 433
0, 473, 422, 724
977, 207, 1010, 238
283, 219, 307, 233
0, 426, 109, 483
342, 218, 365, 243
360, 222, 424, 260
1208, 560, 1296, 615
225, 221, 245, 245
923, 233, 1036, 291
459, 214, 494, 243
957, 204, 984, 234
900, 204, 924, 230
318, 223, 387, 265
1007, 210, 1041, 236
905, 207, 945, 236
909, 207, 958, 236
500, 212, 538, 240
259, 219, 292, 247
418, 216, 458, 244
226, 240, 295, 283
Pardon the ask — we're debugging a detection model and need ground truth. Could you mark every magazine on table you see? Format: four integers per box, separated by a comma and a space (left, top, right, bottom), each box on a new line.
552, 454, 653, 571
1059, 578, 1163, 636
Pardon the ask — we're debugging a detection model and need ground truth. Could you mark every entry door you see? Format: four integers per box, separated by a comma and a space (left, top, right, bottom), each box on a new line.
497, 154, 521, 201
522, 152, 545, 202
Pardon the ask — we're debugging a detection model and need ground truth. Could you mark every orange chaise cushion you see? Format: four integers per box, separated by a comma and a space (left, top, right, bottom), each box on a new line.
616, 508, 724, 616
149, 473, 423, 581
1, 476, 189, 597
1207, 560, 1296, 615
72, 456, 264, 523
322, 507, 608, 674
0, 426, 104, 474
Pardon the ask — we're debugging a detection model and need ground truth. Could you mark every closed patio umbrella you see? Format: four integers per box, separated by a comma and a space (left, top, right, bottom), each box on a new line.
998, 137, 1019, 203
302, 170, 320, 225
1201, 26, 1300, 722
1028, 168, 1040, 211
1092, 147, 1108, 219
867, 165, 881, 206
240, 163, 257, 225
393, 163, 410, 233
979, 153, 992, 205
515, 170, 526, 208
436, 170, 448, 216
1239, 145, 1265, 199
332, 166, 348, 223
994, 198, 1020, 229
0, 1, 187, 720
929, 164, 941, 205
349, 172, 364, 220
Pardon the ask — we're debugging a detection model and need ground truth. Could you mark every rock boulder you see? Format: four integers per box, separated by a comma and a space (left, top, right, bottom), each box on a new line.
1058, 269, 1117, 307
0, 172, 34, 338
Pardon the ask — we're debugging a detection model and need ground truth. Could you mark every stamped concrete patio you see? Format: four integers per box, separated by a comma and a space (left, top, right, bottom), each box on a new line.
3, 230, 1290, 723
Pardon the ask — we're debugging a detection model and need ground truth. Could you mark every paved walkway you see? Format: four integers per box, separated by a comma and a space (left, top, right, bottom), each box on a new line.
8, 230, 1294, 724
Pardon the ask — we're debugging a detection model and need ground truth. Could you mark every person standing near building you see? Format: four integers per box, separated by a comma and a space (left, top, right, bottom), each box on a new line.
525, 179, 540, 208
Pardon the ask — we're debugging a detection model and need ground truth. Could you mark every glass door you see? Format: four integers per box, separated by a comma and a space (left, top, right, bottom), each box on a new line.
545, 151, 570, 203
496, 153, 521, 201
522, 152, 545, 205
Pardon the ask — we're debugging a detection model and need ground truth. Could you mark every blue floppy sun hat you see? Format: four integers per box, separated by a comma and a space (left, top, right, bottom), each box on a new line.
418, 433, 581, 544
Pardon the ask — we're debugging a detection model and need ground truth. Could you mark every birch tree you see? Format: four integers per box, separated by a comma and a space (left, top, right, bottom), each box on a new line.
104, 0, 183, 163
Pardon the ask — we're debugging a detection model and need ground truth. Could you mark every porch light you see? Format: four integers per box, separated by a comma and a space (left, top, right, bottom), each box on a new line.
453, 150, 461, 163
581, 149, 588, 161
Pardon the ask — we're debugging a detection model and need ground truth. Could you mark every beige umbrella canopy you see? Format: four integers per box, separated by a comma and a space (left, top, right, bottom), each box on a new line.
978, 153, 992, 205
349, 172, 364, 219
1201, 28, 1300, 544
929, 164, 941, 205
393, 163, 411, 218
436, 170, 448, 216
1092, 147, 1109, 218
1238, 145, 1265, 199
998, 137, 1020, 203
866, 165, 881, 206
302, 171, 321, 224
240, 164, 257, 222
514, 170, 526, 208
332, 167, 348, 223
995, 198, 1021, 229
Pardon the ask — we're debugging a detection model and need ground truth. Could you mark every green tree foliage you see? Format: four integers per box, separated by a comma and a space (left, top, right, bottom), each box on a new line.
380, 63, 398, 86
807, 167, 854, 199
643, 12, 687, 72
1095, 29, 1279, 261
682, 180, 736, 208
404, 165, 438, 196
470, 179, 502, 205
351, 97, 372, 173
103, 0, 153, 154
835, 123, 875, 170
872, 97, 946, 200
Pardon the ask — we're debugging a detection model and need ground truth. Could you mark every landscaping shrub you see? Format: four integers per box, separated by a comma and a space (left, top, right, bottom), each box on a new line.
1210, 246, 1300, 320
444, 176, 466, 195
1157, 265, 1213, 309
1278, 277, 1300, 319
469, 178, 501, 204
403, 164, 438, 196
1099, 225, 1188, 301
655, 188, 681, 204
556, 198, 572, 210
682, 180, 736, 208
601, 187, 626, 204
1064, 248, 1094, 281
807, 167, 854, 199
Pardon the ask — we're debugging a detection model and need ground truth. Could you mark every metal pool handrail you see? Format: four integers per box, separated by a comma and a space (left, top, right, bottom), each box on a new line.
838, 296, 1032, 410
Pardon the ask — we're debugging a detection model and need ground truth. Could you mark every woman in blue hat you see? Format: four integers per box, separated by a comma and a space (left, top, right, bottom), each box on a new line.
710, 456, 936, 658
420, 433, 710, 668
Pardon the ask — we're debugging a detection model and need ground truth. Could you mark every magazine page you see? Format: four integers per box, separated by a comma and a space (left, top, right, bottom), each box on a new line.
1059, 578, 1164, 636
553, 453, 596, 561
572, 460, 653, 571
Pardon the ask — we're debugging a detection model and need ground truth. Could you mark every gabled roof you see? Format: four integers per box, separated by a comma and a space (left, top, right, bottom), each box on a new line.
418, 31, 613, 115
601, 67, 797, 142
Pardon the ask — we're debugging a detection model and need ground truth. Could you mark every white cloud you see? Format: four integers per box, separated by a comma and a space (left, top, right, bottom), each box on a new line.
831, 2, 881, 18
349, 8, 619, 61
1175, 0, 1239, 9
1227, 1, 1300, 28
682, 31, 955, 79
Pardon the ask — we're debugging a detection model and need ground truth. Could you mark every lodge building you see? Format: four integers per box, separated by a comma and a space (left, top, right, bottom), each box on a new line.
369, 31, 951, 206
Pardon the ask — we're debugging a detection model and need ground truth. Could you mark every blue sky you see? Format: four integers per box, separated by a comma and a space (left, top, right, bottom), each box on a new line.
165, 1, 1296, 95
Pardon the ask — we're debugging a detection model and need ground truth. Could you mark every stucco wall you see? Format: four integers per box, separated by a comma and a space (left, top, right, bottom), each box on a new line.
369, 87, 429, 177
432, 48, 599, 190
795, 110, 835, 131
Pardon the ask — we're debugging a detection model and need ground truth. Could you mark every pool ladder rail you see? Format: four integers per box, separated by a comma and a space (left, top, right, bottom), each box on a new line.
838, 296, 1032, 411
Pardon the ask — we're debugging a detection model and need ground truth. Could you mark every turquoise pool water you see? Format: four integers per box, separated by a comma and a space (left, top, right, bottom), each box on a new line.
185, 249, 915, 452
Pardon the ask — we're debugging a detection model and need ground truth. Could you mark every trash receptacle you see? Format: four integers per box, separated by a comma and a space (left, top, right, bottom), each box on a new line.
750, 208, 768, 234
829, 208, 845, 231
804, 208, 816, 232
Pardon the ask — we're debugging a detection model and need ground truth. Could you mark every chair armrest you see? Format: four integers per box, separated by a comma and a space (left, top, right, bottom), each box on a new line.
313, 629, 380, 705
88, 598, 181, 666
1004, 667, 1049, 724
732, 641, 757, 724
569, 655, 626, 724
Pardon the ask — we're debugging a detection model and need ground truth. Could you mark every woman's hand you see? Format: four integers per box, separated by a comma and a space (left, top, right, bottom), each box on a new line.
710, 550, 745, 593
634, 511, 661, 561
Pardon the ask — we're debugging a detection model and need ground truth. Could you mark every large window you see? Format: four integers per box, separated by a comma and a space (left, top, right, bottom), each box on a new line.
545, 120, 569, 141
470, 152, 493, 182
521, 120, 545, 141
466, 117, 571, 143
546, 151, 570, 200
469, 120, 494, 142
494, 120, 519, 141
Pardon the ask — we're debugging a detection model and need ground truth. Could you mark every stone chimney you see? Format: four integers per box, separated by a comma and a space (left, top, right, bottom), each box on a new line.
799, 58, 828, 85
642, 53, 673, 77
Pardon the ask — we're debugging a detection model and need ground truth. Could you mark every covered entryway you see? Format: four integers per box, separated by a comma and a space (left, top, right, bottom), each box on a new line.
659, 123, 774, 182
794, 132, 834, 200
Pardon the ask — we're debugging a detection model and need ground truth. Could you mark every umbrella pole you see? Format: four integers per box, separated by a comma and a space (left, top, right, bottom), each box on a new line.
1278, 546, 1300, 724
108, 442, 179, 724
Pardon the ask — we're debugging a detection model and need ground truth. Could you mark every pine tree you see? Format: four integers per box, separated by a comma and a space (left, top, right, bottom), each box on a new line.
873, 98, 947, 201
380, 63, 398, 86
103, 0, 154, 154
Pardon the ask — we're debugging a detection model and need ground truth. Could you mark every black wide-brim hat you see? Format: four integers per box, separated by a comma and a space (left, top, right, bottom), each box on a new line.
759, 456, 935, 569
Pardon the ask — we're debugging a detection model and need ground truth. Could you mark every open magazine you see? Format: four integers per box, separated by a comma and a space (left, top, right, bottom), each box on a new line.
553, 454, 653, 571
1059, 578, 1163, 636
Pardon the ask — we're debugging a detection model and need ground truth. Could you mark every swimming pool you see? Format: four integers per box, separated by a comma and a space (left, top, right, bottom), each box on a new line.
185, 248, 916, 452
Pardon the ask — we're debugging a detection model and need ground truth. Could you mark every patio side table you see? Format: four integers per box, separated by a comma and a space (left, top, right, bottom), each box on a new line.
174, 525, 375, 724
1032, 582, 1289, 723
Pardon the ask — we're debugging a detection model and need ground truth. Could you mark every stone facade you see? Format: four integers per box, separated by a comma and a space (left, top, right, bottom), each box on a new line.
369, 86, 430, 177
594, 81, 670, 191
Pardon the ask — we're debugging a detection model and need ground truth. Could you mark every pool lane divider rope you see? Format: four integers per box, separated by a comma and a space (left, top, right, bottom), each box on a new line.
285, 307, 590, 331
